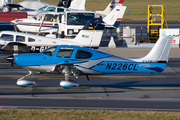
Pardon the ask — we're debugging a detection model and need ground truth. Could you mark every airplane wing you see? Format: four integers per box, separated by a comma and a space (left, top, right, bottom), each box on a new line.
19, 0, 55, 10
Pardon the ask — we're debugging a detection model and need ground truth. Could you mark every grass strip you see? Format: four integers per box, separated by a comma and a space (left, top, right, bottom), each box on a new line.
0, 108, 180, 120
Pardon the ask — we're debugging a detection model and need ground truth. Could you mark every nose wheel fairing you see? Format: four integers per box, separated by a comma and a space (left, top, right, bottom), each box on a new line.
16, 71, 36, 87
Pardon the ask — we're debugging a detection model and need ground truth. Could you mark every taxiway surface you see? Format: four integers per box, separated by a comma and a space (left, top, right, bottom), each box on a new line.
0, 47, 180, 111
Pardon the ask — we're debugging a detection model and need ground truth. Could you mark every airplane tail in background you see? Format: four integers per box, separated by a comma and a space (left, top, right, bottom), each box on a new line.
57, 0, 71, 8
96, 0, 125, 17
69, 0, 86, 10
103, 5, 126, 28
73, 18, 105, 48
141, 36, 173, 62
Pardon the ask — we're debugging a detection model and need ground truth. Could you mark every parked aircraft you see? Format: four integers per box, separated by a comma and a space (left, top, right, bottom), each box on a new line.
6, 36, 173, 88
19, 0, 88, 18
22, 0, 124, 18
11, 5, 126, 38
96, 0, 124, 17
20, 0, 84, 11
18, 0, 56, 10
11, 11, 95, 36
0, 18, 104, 54
1, 0, 84, 18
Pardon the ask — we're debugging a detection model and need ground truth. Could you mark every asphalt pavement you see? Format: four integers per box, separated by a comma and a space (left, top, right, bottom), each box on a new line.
0, 46, 180, 111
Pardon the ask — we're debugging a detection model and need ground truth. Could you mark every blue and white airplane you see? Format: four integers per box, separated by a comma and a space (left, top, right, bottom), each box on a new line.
7, 36, 173, 88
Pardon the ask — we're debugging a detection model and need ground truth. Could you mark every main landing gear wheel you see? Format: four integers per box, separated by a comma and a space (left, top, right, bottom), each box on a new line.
60, 68, 79, 88
60, 79, 79, 89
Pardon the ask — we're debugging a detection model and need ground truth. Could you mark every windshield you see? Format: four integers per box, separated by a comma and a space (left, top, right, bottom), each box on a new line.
45, 7, 56, 12
0, 25, 15, 31
33, 13, 44, 21
44, 14, 58, 22
39, 6, 48, 10
0, 34, 13, 41
67, 13, 94, 25
42, 46, 56, 56
33, 14, 39, 20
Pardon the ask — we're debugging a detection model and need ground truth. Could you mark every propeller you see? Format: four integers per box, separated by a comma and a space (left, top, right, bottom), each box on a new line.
3, 42, 31, 71
5, 42, 15, 71
5, 55, 14, 71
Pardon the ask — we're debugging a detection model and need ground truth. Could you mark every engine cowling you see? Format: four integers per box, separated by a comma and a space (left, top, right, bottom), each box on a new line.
16, 80, 35, 87
60, 80, 79, 88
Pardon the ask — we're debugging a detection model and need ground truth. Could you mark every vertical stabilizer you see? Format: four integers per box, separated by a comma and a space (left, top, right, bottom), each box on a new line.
69, 0, 86, 10
142, 36, 173, 62
103, 5, 126, 28
96, 0, 124, 17
73, 18, 105, 48
57, 0, 71, 8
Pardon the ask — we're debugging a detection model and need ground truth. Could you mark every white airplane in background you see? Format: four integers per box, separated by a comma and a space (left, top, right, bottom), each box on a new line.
19, 0, 85, 11
11, 10, 95, 36
34, 0, 86, 13
0, 5, 124, 54
11, 5, 126, 38
0, 18, 104, 54
16, 0, 86, 18
21, 0, 125, 18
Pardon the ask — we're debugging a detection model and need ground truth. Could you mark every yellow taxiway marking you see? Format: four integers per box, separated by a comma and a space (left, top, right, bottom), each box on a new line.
125, 87, 180, 90
0, 63, 10, 64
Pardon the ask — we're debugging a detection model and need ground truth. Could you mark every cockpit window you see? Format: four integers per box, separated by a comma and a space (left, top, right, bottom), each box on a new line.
33, 14, 44, 21
0, 34, 13, 41
57, 8, 64, 12
39, 6, 48, 10
16, 35, 25, 42
45, 7, 56, 12
42, 46, 56, 56
57, 47, 74, 58
75, 49, 92, 59
44, 14, 58, 22
28, 37, 35, 42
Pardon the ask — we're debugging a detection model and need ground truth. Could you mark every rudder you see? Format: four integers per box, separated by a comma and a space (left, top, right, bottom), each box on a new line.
142, 36, 173, 62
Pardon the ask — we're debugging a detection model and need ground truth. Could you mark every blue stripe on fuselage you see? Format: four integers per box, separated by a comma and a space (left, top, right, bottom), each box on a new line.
91, 62, 166, 74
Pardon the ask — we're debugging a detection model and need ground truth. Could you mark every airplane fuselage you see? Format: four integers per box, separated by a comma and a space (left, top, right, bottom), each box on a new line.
11, 34, 173, 88
21, 60, 166, 75
14, 45, 167, 75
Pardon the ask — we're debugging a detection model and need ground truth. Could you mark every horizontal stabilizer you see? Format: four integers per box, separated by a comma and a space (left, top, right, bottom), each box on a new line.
139, 64, 157, 69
